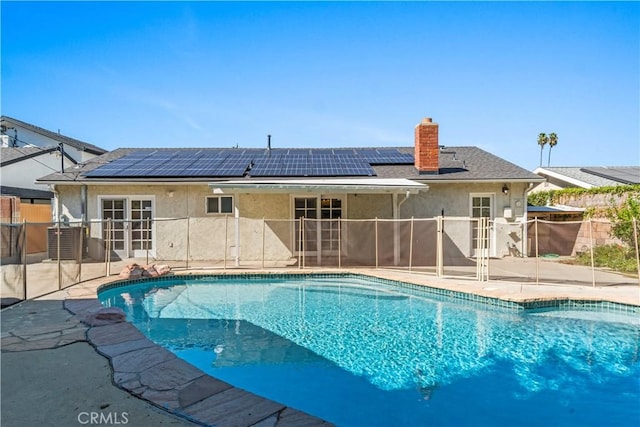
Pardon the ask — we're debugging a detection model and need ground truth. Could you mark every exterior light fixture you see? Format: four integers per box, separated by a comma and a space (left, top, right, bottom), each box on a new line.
502, 184, 509, 195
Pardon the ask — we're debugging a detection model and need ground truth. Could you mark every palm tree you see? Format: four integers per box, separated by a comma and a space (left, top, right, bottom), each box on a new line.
537, 133, 549, 167
547, 132, 558, 167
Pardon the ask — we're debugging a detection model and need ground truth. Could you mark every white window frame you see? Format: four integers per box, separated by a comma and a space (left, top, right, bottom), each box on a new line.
469, 192, 496, 257
206, 195, 234, 215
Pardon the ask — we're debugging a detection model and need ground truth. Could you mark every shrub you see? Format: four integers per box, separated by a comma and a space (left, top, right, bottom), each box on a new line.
607, 195, 640, 248
575, 244, 638, 274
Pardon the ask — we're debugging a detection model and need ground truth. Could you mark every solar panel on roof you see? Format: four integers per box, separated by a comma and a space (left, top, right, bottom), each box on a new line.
334, 149, 355, 156
285, 149, 309, 155
86, 149, 250, 178
355, 149, 378, 156
84, 167, 117, 177
85, 153, 155, 177
172, 151, 205, 161
186, 157, 222, 168
86, 147, 393, 178
581, 167, 640, 185
146, 151, 178, 160
278, 153, 309, 176
354, 148, 414, 164
337, 156, 376, 176
249, 153, 284, 176
311, 149, 334, 155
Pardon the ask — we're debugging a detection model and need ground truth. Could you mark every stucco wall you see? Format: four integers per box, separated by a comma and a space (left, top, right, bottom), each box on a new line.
59, 185, 305, 261
238, 193, 290, 219
56, 182, 530, 261
401, 182, 529, 257
347, 193, 393, 219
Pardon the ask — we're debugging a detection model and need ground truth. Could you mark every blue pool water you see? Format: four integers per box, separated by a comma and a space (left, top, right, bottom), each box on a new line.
99, 275, 640, 427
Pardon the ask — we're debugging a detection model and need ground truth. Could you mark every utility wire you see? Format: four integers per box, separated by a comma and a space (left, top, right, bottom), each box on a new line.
1, 136, 72, 174
3, 133, 109, 167
2, 134, 63, 152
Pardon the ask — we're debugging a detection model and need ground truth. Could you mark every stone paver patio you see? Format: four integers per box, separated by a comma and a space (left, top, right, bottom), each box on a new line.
2, 276, 331, 427
2, 267, 638, 426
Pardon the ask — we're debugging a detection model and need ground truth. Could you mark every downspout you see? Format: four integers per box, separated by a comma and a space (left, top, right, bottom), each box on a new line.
80, 185, 88, 226
398, 191, 411, 211
80, 184, 88, 264
522, 183, 533, 257
50, 184, 62, 289
393, 191, 412, 265
234, 192, 240, 267
50, 184, 59, 222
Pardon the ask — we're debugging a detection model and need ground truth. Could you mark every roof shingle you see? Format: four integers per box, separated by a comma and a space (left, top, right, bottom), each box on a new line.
1, 116, 107, 155
36, 146, 542, 183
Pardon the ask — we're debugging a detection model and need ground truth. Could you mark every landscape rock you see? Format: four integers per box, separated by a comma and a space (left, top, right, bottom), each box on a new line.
82, 307, 127, 326
119, 263, 145, 279
119, 263, 171, 279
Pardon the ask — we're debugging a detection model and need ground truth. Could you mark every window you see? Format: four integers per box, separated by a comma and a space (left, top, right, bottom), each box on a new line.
294, 197, 317, 219
206, 196, 233, 214
471, 196, 492, 219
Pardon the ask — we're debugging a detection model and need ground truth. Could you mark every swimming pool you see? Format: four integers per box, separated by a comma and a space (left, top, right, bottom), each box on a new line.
99, 274, 640, 427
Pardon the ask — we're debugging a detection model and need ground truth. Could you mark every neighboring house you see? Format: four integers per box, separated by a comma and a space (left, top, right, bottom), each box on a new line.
531, 166, 640, 193
0, 116, 107, 256
1, 146, 74, 200
528, 166, 640, 257
1, 116, 107, 212
1, 116, 107, 162
36, 117, 543, 264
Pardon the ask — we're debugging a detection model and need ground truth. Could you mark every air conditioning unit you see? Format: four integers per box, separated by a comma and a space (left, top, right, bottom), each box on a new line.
47, 227, 87, 260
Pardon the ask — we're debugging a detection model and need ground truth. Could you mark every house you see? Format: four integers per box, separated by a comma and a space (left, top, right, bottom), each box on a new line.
529, 166, 639, 221
35, 117, 543, 265
527, 165, 639, 257
531, 166, 640, 193
1, 116, 107, 161
1, 116, 107, 256
1, 116, 107, 209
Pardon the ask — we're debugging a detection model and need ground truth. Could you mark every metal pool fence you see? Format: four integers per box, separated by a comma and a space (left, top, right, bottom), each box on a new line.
1, 216, 638, 304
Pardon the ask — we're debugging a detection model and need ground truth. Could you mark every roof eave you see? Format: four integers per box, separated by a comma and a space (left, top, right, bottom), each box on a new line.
412, 177, 545, 184
208, 178, 428, 194
533, 168, 593, 189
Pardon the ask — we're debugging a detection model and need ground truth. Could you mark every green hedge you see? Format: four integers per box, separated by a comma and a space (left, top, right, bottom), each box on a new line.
528, 184, 640, 207
575, 244, 639, 274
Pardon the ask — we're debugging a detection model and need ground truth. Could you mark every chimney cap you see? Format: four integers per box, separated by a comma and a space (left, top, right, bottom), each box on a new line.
417, 117, 437, 126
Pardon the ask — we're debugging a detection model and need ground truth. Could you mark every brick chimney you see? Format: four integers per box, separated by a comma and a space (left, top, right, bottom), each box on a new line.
414, 117, 439, 174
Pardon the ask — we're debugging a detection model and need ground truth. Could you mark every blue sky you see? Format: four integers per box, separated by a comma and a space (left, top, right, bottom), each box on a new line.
1, 1, 638, 171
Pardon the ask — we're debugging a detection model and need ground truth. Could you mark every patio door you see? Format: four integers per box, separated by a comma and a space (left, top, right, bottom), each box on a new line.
101, 198, 127, 259
470, 194, 495, 257
130, 199, 154, 257
294, 197, 317, 253
101, 197, 154, 259
293, 195, 344, 258
319, 197, 342, 255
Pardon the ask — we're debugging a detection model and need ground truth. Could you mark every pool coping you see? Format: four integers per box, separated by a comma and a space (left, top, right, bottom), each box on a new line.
100, 270, 640, 314
62, 269, 640, 426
